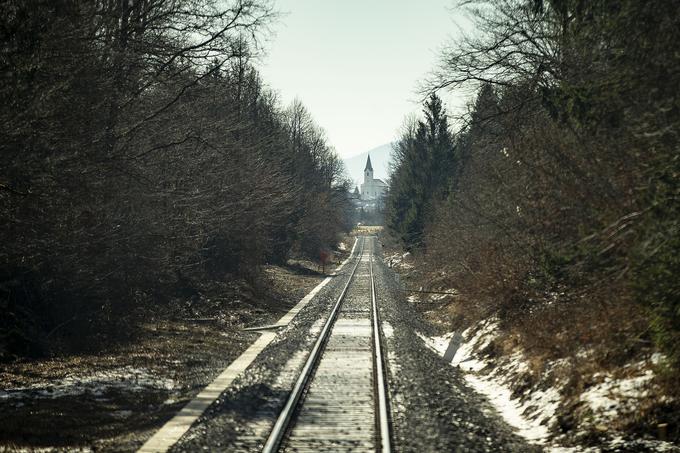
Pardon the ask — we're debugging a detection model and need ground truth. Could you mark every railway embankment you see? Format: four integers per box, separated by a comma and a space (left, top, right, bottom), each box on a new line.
0, 254, 342, 451
383, 241, 680, 452
171, 234, 541, 452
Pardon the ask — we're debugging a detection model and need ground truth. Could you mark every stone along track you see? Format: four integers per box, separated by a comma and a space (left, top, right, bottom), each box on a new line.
168, 234, 541, 452
263, 236, 392, 452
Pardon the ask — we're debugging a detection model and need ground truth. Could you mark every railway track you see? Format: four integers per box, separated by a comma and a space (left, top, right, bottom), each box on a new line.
262, 236, 392, 452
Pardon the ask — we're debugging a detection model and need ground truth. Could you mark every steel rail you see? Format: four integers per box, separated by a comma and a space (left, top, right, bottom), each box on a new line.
262, 237, 366, 453
370, 253, 392, 453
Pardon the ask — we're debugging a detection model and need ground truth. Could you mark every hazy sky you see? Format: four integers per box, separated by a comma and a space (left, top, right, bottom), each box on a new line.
259, 0, 469, 159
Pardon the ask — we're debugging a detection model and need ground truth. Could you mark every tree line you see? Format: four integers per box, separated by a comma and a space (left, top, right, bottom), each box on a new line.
0, 0, 352, 360
386, 0, 680, 371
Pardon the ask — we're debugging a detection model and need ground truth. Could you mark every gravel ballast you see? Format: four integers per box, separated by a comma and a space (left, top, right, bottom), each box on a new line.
171, 236, 541, 452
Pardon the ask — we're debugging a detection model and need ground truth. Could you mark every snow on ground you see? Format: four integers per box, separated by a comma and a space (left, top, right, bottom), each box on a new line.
581, 370, 654, 422
0, 366, 175, 402
419, 319, 557, 445
385, 252, 414, 270
419, 320, 680, 452
404, 287, 456, 305
382, 321, 394, 339
430, 291, 454, 301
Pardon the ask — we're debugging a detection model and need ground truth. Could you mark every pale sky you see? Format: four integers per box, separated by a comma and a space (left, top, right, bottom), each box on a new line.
259, 0, 469, 159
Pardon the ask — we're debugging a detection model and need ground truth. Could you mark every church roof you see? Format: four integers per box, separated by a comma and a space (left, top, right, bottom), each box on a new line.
364, 154, 373, 171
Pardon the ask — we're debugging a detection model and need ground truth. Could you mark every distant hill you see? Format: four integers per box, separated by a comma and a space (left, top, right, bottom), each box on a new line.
343, 143, 393, 189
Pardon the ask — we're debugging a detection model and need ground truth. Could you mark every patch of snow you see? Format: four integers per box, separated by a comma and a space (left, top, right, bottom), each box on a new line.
385, 252, 414, 270
609, 435, 680, 452
581, 370, 654, 422
419, 319, 556, 446
0, 367, 175, 402
382, 322, 394, 339
651, 352, 665, 365
464, 372, 551, 442
575, 348, 592, 359
419, 320, 678, 452
429, 289, 456, 301
418, 330, 453, 354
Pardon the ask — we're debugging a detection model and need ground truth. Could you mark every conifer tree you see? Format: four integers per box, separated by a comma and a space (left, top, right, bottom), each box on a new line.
386, 94, 455, 247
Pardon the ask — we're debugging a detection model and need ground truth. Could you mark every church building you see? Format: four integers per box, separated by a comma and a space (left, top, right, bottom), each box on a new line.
360, 155, 387, 201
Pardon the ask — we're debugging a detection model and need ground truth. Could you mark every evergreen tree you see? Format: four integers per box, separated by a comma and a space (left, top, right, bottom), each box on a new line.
386, 94, 455, 247
422, 94, 455, 198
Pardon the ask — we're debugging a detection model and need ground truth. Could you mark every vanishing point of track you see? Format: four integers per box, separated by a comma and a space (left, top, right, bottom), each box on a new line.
262, 236, 392, 452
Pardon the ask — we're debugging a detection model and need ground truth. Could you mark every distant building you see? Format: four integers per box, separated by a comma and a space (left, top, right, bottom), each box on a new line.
360, 155, 387, 201
350, 155, 386, 225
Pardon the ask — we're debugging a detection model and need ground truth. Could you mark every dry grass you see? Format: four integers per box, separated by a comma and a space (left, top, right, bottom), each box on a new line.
382, 232, 679, 444
0, 257, 329, 450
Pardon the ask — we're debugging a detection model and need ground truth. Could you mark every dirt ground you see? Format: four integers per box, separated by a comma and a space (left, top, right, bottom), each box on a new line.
0, 257, 337, 452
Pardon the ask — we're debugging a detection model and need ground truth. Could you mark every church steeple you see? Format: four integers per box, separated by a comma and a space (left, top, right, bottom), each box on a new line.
364, 154, 373, 172
364, 154, 373, 181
